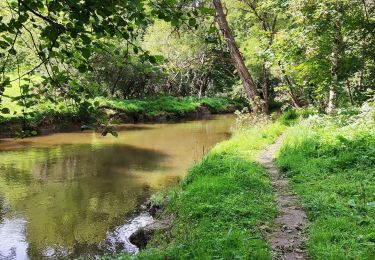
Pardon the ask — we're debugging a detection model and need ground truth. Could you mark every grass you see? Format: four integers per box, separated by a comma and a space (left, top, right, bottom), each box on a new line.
99, 96, 244, 116
277, 105, 375, 259
110, 120, 286, 259
1, 94, 243, 138
1, 94, 243, 125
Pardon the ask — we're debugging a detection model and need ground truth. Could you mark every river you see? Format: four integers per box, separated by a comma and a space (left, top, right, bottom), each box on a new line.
0, 115, 235, 259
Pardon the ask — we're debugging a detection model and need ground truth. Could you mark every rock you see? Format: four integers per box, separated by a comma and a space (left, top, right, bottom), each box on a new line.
103, 108, 118, 116
129, 227, 154, 249
129, 218, 171, 250
143, 201, 163, 217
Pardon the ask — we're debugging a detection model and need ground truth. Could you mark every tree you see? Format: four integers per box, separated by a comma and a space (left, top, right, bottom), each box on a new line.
272, 0, 374, 112
0, 0, 197, 115
212, 0, 266, 113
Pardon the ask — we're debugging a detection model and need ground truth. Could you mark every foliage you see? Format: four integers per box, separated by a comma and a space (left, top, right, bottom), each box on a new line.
0, 95, 242, 137
87, 17, 238, 99
278, 109, 299, 126
0, 0, 206, 115
277, 102, 375, 259
101, 96, 243, 116
0, 0, 374, 116
272, 0, 375, 109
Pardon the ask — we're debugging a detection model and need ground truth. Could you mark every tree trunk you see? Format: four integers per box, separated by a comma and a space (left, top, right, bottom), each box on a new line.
327, 19, 341, 114
212, 0, 265, 113
278, 61, 302, 108
262, 63, 270, 111
346, 79, 354, 106
199, 75, 209, 98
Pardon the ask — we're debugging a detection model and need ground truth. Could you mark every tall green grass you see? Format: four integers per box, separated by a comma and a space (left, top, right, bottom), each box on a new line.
1, 95, 243, 126
277, 104, 375, 259
101, 96, 243, 116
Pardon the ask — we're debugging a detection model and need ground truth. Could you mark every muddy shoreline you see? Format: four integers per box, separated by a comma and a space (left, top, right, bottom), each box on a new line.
0, 105, 239, 138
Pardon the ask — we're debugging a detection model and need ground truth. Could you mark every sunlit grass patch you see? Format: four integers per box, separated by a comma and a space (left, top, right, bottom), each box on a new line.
277, 105, 375, 259
123, 120, 286, 259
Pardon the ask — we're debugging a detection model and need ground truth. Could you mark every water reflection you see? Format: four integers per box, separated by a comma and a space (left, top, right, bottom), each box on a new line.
0, 218, 28, 260
0, 115, 235, 259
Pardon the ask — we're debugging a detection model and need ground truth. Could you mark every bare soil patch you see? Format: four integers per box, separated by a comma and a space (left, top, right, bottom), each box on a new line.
257, 136, 308, 260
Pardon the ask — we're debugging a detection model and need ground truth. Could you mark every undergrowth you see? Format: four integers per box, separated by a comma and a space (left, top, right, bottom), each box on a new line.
277, 103, 375, 259
101, 96, 243, 116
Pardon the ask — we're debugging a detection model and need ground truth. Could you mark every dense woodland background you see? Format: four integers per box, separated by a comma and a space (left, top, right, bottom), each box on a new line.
0, 0, 374, 123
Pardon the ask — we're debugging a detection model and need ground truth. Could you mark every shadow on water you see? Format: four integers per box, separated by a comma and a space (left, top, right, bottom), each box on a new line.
0, 114, 236, 259
0, 144, 168, 259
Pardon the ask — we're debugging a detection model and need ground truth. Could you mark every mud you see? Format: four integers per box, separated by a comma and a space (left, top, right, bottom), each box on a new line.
257, 136, 308, 260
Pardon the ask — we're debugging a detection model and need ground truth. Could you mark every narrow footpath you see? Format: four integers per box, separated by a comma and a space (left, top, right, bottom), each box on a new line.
257, 136, 307, 260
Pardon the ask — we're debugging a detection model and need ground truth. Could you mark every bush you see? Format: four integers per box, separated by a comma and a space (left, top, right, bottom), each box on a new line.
279, 109, 299, 125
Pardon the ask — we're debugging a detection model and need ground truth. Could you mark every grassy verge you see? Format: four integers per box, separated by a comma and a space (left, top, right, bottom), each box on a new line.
99, 96, 244, 116
0, 96, 244, 137
277, 105, 375, 259
112, 119, 286, 259
0, 96, 243, 123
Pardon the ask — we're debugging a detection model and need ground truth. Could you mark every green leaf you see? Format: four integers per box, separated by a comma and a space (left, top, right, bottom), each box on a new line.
171, 19, 180, 27
188, 18, 196, 27
81, 48, 91, 59
80, 34, 92, 45
149, 56, 157, 64
9, 48, 16, 55
1, 107, 10, 114
78, 64, 87, 73
208, 26, 217, 34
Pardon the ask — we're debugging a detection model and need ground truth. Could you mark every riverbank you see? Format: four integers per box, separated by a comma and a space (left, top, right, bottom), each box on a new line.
0, 114, 236, 259
0, 96, 244, 138
119, 117, 287, 259
113, 105, 375, 259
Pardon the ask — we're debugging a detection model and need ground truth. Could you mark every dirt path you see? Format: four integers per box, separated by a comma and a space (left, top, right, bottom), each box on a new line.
257, 136, 307, 260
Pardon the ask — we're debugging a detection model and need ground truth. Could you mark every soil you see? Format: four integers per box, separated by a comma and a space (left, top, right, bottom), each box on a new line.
257, 136, 308, 260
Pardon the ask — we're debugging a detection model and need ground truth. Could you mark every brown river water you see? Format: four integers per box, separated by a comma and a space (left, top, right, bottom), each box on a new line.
0, 115, 235, 259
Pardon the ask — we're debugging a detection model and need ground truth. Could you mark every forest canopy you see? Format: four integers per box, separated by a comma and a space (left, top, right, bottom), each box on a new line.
0, 0, 374, 121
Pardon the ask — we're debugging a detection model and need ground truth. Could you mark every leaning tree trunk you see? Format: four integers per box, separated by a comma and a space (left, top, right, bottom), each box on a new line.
212, 0, 265, 113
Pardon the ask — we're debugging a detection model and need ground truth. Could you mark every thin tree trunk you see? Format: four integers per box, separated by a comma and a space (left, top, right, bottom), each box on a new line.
361, 0, 370, 20
278, 61, 302, 108
111, 68, 123, 96
346, 79, 354, 106
199, 75, 209, 98
327, 20, 340, 114
262, 63, 270, 111
212, 0, 265, 113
